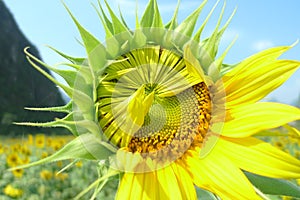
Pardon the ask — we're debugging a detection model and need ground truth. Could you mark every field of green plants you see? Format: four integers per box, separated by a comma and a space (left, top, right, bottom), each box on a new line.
0, 134, 118, 199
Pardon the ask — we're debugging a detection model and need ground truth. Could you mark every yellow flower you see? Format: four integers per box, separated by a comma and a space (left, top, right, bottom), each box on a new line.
12, 168, 24, 178
35, 134, 46, 148
11, 144, 21, 152
6, 153, 20, 167
18, 0, 300, 199
41, 151, 48, 159
3, 184, 23, 198
46, 137, 52, 147
75, 160, 83, 168
20, 145, 31, 156
51, 141, 62, 151
21, 156, 30, 164
40, 170, 53, 180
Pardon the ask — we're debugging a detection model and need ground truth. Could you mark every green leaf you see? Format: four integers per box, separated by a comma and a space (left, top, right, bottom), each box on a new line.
245, 172, 300, 198
9, 134, 116, 171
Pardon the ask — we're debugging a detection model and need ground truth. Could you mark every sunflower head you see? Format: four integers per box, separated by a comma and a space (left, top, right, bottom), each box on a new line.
12, 0, 300, 199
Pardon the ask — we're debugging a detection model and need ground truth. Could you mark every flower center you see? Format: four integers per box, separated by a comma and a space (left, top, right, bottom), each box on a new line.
127, 82, 211, 160
97, 46, 212, 161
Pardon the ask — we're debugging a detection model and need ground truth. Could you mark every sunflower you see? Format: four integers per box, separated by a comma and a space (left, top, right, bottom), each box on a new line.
35, 134, 46, 148
13, 0, 300, 199
6, 152, 21, 167
3, 184, 23, 198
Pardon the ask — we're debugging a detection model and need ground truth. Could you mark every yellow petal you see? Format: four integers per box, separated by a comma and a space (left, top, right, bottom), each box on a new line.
172, 163, 197, 199
116, 173, 134, 200
182, 149, 261, 200
222, 45, 300, 107
156, 165, 185, 199
217, 137, 300, 178
143, 91, 155, 116
127, 86, 146, 126
222, 102, 300, 137
116, 164, 192, 200
116, 171, 160, 200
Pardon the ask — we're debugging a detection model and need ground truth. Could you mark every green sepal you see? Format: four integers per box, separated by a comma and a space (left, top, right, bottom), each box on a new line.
96, 0, 114, 36
201, 4, 237, 61
25, 101, 73, 113
64, 3, 107, 74
140, 0, 163, 28
65, 119, 102, 138
14, 112, 79, 136
201, 2, 226, 63
245, 172, 300, 198
63, 63, 94, 86
24, 47, 73, 97
173, 0, 207, 46
26, 50, 78, 87
131, 29, 147, 49
103, 0, 132, 45
118, 5, 130, 30
139, 0, 164, 44
72, 88, 95, 121
47, 45, 86, 65
213, 35, 237, 72
193, 0, 220, 43
165, 0, 180, 30
9, 134, 116, 171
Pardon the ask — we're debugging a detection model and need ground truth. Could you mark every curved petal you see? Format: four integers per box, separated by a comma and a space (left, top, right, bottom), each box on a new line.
181, 149, 261, 200
115, 172, 135, 200
172, 163, 197, 199
222, 102, 300, 138
217, 137, 300, 178
116, 163, 196, 200
222, 45, 300, 107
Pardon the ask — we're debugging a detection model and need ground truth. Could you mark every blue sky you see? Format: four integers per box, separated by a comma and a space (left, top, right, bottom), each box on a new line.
3, 0, 300, 104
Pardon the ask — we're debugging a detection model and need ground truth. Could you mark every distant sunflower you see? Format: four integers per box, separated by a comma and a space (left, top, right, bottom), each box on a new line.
14, 0, 300, 199
6, 152, 20, 167
35, 134, 46, 148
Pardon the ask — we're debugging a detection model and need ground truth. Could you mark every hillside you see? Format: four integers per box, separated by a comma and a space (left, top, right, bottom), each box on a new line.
0, 1, 66, 135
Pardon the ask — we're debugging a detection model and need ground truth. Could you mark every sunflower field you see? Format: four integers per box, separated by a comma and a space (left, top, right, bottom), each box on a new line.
1, 131, 300, 199
0, 134, 118, 199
